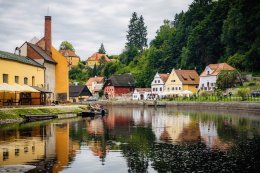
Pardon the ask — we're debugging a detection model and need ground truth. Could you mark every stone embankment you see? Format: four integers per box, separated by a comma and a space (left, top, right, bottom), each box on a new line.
95, 100, 260, 113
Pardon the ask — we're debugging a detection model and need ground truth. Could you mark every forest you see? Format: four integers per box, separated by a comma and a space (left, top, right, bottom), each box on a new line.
69, 0, 260, 87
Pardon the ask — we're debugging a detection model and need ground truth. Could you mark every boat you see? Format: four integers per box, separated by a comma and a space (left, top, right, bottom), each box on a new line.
79, 109, 108, 117
20, 114, 58, 122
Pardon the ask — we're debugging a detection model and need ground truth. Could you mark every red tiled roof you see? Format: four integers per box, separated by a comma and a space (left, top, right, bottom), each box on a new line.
59, 49, 79, 58
175, 70, 199, 85
86, 52, 111, 62
86, 76, 104, 86
200, 63, 235, 77
159, 73, 170, 83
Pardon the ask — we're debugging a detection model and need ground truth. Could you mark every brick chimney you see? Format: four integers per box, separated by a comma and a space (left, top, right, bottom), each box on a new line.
44, 16, 52, 55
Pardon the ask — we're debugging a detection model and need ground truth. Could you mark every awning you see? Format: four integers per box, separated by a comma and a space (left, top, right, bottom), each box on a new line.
0, 83, 17, 92
32, 86, 52, 93
12, 83, 39, 92
0, 83, 40, 92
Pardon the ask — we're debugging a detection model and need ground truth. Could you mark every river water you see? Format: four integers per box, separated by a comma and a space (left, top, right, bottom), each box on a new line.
0, 106, 260, 173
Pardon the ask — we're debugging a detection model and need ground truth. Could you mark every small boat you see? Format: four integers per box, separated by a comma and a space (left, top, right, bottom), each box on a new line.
79, 109, 108, 117
21, 114, 58, 122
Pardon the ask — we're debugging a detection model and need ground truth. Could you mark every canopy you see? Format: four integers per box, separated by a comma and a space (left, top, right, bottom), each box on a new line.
0, 83, 39, 92
0, 83, 17, 92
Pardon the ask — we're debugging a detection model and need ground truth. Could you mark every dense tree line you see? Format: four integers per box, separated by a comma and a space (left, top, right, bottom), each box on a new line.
70, 0, 260, 87
115, 0, 260, 87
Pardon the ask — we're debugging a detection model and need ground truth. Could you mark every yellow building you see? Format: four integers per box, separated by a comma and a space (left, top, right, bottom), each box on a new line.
51, 48, 69, 101
0, 50, 45, 106
165, 69, 199, 96
59, 49, 80, 69
86, 52, 111, 68
20, 16, 69, 102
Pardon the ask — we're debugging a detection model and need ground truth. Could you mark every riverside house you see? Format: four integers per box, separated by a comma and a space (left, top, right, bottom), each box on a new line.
199, 63, 235, 91
164, 69, 199, 97
0, 50, 45, 106
86, 76, 105, 97
20, 16, 69, 102
59, 49, 80, 69
151, 72, 170, 98
69, 85, 92, 102
103, 73, 135, 99
132, 88, 152, 100
86, 52, 111, 68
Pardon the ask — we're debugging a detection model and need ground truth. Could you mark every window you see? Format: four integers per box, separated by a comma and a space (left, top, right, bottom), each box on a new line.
24, 77, 28, 85
15, 76, 19, 84
3, 74, 8, 83
211, 83, 213, 86
175, 87, 178, 90
171, 80, 175, 83
155, 80, 157, 83
158, 80, 160, 83
160, 87, 162, 91
172, 87, 174, 91
32, 76, 35, 86
207, 71, 210, 75
179, 87, 181, 90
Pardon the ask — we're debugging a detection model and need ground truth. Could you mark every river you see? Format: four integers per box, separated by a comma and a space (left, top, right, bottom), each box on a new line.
0, 106, 260, 172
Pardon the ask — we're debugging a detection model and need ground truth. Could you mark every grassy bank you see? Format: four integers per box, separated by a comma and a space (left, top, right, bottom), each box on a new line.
0, 105, 88, 120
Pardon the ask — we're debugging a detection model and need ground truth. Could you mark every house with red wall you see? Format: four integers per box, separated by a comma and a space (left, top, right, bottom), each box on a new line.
103, 73, 135, 98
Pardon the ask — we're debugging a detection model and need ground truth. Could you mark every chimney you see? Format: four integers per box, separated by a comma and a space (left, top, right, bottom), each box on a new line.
44, 16, 52, 55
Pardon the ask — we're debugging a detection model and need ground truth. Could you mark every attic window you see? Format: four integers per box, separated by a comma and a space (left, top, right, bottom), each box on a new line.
207, 71, 210, 75
181, 74, 188, 80
189, 75, 195, 80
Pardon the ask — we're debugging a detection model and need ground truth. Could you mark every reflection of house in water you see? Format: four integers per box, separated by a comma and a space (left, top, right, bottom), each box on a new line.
199, 121, 231, 150
152, 111, 192, 143
0, 121, 80, 172
0, 126, 45, 165
178, 121, 200, 142
132, 108, 152, 126
0, 137, 45, 165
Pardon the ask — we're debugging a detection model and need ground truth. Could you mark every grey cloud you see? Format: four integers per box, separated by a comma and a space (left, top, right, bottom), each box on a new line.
0, 0, 192, 60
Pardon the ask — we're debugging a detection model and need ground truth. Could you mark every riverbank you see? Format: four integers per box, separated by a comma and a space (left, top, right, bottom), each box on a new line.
0, 105, 87, 124
1, 101, 260, 124
94, 100, 260, 113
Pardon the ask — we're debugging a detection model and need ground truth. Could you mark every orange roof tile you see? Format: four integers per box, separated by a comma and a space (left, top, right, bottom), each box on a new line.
200, 63, 235, 77
86, 52, 111, 62
86, 76, 104, 86
175, 70, 199, 85
59, 50, 79, 58
159, 73, 170, 83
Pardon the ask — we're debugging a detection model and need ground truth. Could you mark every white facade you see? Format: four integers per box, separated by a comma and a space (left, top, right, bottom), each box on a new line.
199, 66, 217, 91
199, 76, 217, 91
151, 72, 166, 98
132, 89, 152, 100
20, 42, 56, 101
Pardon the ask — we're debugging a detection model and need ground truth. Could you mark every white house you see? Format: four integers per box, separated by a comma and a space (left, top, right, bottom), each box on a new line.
199, 63, 235, 91
132, 88, 152, 100
151, 72, 169, 98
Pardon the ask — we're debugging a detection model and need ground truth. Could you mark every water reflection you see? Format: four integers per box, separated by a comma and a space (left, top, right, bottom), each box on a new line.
0, 107, 260, 172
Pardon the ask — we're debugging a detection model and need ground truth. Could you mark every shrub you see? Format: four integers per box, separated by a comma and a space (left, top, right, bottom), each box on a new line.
236, 88, 250, 101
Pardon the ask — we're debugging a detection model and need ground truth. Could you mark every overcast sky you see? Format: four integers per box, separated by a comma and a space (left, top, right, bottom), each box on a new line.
0, 0, 192, 60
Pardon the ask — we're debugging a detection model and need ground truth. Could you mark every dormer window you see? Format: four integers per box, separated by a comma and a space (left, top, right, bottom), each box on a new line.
207, 71, 210, 75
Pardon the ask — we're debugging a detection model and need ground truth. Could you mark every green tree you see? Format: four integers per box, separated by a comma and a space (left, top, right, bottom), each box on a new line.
59, 41, 75, 52
98, 43, 106, 54
216, 70, 242, 90
126, 12, 147, 51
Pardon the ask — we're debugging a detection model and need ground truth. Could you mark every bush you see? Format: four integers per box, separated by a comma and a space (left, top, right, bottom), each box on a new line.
236, 88, 250, 101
